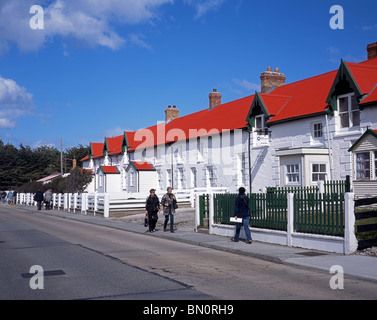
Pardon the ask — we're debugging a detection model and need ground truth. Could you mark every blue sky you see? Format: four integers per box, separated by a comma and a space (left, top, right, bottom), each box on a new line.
0, 0, 376, 150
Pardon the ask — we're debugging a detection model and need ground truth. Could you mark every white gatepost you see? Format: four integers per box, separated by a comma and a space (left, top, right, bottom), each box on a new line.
209, 193, 214, 235
94, 192, 98, 216
190, 189, 195, 208
104, 194, 110, 218
81, 193, 87, 214
287, 193, 294, 247
195, 193, 200, 233
73, 193, 78, 213
64, 193, 68, 211
344, 192, 358, 255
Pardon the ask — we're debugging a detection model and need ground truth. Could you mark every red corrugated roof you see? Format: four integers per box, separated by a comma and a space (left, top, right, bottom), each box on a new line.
100, 166, 120, 174
128, 95, 254, 151
91, 142, 105, 159
83, 56, 377, 153
361, 85, 377, 105
131, 161, 155, 171
267, 70, 338, 123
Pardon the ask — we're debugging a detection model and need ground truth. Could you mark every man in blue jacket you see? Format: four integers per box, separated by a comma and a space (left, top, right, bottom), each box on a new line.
231, 187, 252, 244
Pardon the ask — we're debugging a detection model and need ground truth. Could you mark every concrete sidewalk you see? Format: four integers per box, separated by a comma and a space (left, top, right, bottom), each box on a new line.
12, 204, 377, 284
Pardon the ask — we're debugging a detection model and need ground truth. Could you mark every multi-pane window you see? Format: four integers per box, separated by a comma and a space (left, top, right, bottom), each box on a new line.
191, 167, 197, 188
312, 164, 327, 182
356, 152, 370, 180
166, 169, 172, 187
255, 115, 267, 136
313, 123, 323, 138
375, 151, 377, 179
338, 94, 360, 128
286, 164, 300, 184
129, 172, 135, 187
207, 166, 216, 187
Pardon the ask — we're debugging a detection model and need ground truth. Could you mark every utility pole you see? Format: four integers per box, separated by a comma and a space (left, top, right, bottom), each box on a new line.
60, 137, 63, 175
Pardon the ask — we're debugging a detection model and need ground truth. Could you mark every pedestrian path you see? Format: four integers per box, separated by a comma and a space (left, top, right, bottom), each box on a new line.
13, 204, 377, 283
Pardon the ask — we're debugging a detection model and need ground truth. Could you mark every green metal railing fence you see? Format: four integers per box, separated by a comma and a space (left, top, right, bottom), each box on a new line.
213, 193, 288, 231
293, 191, 344, 236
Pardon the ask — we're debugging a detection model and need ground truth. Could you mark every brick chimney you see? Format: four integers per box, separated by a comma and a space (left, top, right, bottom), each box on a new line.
165, 105, 179, 123
209, 89, 222, 109
367, 42, 377, 60
260, 67, 286, 94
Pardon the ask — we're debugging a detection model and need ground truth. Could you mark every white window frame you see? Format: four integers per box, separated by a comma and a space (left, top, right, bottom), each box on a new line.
166, 169, 172, 188
337, 93, 360, 129
129, 171, 135, 187
255, 115, 267, 136
285, 163, 300, 185
190, 167, 197, 189
312, 122, 323, 139
311, 162, 328, 183
207, 166, 215, 187
355, 151, 375, 181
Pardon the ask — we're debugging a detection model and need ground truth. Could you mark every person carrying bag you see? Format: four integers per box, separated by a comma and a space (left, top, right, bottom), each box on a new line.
231, 187, 253, 244
145, 189, 160, 233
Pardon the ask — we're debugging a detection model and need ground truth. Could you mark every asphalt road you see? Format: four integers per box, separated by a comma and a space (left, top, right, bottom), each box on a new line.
1, 205, 377, 300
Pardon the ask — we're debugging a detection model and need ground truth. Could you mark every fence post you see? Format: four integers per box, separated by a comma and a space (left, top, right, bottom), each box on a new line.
104, 194, 110, 218
81, 193, 87, 214
344, 192, 358, 255
190, 189, 195, 208
208, 193, 214, 235
64, 193, 68, 211
287, 193, 294, 247
195, 193, 200, 233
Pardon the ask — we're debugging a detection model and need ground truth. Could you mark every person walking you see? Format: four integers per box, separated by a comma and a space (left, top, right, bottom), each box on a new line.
1, 191, 7, 205
231, 187, 252, 244
44, 189, 53, 210
34, 190, 44, 211
161, 187, 177, 233
145, 189, 160, 233
7, 191, 13, 205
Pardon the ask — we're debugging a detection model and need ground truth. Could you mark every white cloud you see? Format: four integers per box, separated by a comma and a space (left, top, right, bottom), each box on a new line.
184, 0, 227, 19
233, 78, 261, 92
0, 76, 35, 129
0, 0, 174, 52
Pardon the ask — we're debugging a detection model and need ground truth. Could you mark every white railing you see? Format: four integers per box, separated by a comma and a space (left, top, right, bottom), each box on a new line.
15, 188, 228, 218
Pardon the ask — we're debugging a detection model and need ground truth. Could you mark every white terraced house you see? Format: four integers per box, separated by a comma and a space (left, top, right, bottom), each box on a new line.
81, 42, 377, 198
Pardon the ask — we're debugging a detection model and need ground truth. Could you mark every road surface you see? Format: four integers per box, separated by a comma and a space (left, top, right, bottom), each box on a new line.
1, 205, 377, 300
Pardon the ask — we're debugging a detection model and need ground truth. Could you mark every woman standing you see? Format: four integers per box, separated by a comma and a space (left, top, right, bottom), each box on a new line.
145, 189, 160, 233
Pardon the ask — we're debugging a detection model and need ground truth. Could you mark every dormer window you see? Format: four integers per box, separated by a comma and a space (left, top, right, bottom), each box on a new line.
255, 115, 268, 136
338, 93, 360, 128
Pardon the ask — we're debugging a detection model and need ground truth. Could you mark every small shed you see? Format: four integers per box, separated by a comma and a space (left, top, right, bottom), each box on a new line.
97, 166, 121, 193
126, 161, 157, 194
348, 129, 377, 198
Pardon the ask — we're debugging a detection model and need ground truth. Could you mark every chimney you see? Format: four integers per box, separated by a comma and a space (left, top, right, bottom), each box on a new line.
72, 157, 77, 170
367, 42, 377, 60
165, 105, 179, 123
209, 89, 222, 109
260, 67, 286, 94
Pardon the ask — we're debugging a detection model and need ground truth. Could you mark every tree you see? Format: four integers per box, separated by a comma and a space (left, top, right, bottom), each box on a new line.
64, 167, 93, 194
0, 140, 90, 191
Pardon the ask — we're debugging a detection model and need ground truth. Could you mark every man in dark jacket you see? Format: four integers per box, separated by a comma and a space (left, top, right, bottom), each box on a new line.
231, 187, 252, 244
34, 190, 44, 210
145, 189, 160, 233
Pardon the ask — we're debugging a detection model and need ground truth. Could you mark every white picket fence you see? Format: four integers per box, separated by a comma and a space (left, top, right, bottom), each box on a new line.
16, 187, 228, 218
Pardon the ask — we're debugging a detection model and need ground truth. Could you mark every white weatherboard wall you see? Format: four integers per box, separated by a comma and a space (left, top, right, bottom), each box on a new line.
138, 171, 158, 194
